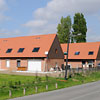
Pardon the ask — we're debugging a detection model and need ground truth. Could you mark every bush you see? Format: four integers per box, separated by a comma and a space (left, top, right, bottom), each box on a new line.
45, 75, 48, 82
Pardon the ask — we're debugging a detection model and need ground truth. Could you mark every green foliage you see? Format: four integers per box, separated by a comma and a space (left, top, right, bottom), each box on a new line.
35, 74, 42, 83
9, 81, 13, 88
72, 13, 87, 43
57, 13, 87, 43
18, 80, 21, 85
45, 75, 49, 82
38, 77, 41, 83
57, 16, 72, 43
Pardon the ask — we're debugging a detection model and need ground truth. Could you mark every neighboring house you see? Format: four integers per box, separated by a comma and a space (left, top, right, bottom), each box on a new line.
0, 34, 64, 72
61, 42, 100, 69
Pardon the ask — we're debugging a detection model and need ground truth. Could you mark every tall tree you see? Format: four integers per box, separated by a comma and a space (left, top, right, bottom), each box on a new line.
72, 13, 87, 43
57, 16, 72, 43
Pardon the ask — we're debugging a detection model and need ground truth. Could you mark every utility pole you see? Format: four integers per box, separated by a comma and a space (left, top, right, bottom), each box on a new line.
65, 36, 70, 80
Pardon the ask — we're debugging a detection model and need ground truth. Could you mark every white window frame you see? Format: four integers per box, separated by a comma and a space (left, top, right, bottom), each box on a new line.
6, 59, 10, 68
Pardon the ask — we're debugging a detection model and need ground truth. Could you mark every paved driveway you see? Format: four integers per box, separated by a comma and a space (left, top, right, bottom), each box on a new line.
10, 81, 100, 100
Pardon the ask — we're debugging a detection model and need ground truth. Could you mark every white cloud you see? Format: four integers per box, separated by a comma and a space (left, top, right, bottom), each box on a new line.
87, 28, 100, 42
0, 29, 21, 36
23, 0, 100, 36
87, 36, 100, 42
0, 0, 9, 22
23, 20, 47, 28
0, 0, 7, 11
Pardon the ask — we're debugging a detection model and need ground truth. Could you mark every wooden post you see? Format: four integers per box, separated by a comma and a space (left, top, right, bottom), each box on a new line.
23, 88, 25, 95
35, 86, 38, 93
9, 90, 12, 97
55, 83, 58, 89
46, 85, 48, 90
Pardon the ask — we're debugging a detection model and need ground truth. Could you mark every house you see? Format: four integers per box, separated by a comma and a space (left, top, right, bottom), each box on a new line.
61, 42, 100, 69
0, 34, 64, 72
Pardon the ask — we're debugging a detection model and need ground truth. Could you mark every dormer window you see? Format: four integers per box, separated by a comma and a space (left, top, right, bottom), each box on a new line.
32, 47, 40, 52
6, 48, 12, 53
18, 48, 24, 53
75, 52, 80, 55
55, 49, 58, 54
88, 51, 94, 55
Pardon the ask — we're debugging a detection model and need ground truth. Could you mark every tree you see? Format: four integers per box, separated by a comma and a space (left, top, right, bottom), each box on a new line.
57, 16, 72, 43
72, 13, 87, 43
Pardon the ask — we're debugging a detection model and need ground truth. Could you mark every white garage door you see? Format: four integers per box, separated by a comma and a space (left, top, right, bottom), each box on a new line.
28, 59, 41, 72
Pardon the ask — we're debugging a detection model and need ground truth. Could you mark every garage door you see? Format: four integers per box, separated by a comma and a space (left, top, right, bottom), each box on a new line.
28, 59, 41, 72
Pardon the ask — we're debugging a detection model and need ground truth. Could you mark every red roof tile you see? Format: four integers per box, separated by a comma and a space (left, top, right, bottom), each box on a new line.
0, 34, 57, 58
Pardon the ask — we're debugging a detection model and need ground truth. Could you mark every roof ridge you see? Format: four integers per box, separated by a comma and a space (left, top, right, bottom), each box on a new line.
61, 41, 100, 45
0, 33, 57, 40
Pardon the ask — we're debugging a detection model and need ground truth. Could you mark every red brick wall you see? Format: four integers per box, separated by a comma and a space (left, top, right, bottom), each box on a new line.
0, 58, 64, 72
95, 60, 100, 67
44, 59, 64, 71
0, 59, 28, 71
9, 59, 17, 71
41, 59, 45, 72
20, 59, 28, 67
0, 59, 6, 70
64, 60, 96, 68
67, 61, 82, 68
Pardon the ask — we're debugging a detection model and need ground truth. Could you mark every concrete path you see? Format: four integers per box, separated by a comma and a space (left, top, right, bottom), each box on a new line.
10, 81, 100, 100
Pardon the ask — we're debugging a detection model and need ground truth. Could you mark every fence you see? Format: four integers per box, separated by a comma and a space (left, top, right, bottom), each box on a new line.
0, 78, 58, 100
58, 67, 100, 78
70, 67, 100, 74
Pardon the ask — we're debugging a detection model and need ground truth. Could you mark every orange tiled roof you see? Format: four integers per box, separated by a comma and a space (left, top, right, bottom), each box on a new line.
0, 34, 57, 58
61, 42, 100, 60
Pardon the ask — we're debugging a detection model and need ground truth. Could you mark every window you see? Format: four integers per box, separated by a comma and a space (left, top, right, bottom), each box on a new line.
32, 47, 40, 52
18, 48, 24, 53
88, 60, 93, 64
75, 52, 80, 55
55, 49, 58, 54
6, 48, 12, 53
17, 60, 20, 67
82, 61, 86, 65
88, 51, 94, 55
64, 52, 67, 55
6, 60, 10, 68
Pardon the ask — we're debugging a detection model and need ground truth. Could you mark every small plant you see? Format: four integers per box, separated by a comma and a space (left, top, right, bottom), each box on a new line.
35, 73, 39, 83
8, 81, 17, 89
18, 81, 21, 85
9, 81, 13, 88
45, 75, 49, 82
15, 81, 18, 85
32, 81, 35, 84
38, 77, 41, 83
2, 82, 7, 88
59, 74, 61, 78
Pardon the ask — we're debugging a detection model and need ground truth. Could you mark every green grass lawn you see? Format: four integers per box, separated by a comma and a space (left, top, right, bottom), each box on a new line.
0, 71, 100, 100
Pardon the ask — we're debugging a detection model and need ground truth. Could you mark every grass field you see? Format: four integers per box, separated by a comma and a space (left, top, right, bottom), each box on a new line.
0, 71, 100, 100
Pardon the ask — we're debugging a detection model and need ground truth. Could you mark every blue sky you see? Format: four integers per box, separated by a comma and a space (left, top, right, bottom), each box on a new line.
0, 0, 100, 42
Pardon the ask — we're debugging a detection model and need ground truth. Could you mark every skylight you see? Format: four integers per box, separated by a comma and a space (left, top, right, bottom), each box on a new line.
6, 48, 12, 53
32, 47, 40, 52
75, 52, 80, 55
18, 48, 24, 53
88, 51, 94, 55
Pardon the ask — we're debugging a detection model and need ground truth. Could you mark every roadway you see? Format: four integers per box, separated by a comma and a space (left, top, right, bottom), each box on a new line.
10, 81, 100, 100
